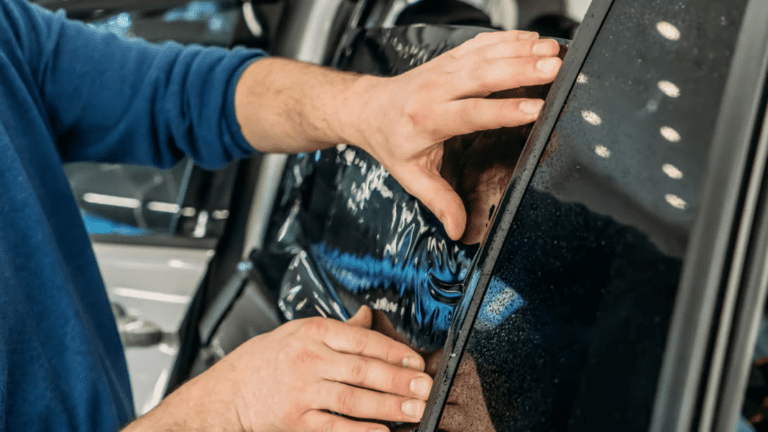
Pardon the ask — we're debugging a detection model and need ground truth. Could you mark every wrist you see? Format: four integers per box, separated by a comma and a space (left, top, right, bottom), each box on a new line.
122, 370, 242, 432
335, 73, 382, 155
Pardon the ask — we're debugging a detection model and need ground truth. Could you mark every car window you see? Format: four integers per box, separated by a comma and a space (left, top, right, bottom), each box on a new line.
429, 0, 751, 431
65, 160, 192, 236
60, 1, 244, 242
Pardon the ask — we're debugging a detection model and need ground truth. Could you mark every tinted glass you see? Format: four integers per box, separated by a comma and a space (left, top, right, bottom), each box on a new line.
65, 160, 191, 236
434, 0, 749, 431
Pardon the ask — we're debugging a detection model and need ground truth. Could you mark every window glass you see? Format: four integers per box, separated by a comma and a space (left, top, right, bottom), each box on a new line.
435, 0, 749, 430
64, 159, 191, 236
61, 0, 242, 239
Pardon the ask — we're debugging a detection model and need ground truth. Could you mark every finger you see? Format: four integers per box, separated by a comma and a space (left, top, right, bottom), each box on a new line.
313, 381, 426, 423
320, 319, 426, 371
448, 30, 539, 58
452, 56, 562, 99
323, 351, 433, 400
390, 166, 467, 241
302, 410, 390, 432
432, 97, 545, 139
346, 305, 373, 329
475, 37, 561, 61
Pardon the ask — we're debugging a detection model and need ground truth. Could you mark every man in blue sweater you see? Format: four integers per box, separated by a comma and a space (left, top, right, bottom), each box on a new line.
0, 0, 561, 430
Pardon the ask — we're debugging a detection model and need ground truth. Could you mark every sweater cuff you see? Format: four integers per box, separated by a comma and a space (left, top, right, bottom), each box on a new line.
225, 52, 266, 158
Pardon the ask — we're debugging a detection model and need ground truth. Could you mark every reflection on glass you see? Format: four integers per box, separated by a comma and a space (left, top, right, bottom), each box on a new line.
581, 110, 602, 125
147, 201, 181, 213
663, 163, 684, 179
594, 145, 611, 158
665, 193, 688, 210
661, 125, 681, 142
658, 80, 681, 98
577, 73, 589, 84
656, 21, 681, 41
83, 192, 141, 209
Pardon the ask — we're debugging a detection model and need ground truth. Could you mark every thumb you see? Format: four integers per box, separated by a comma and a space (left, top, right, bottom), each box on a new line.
394, 166, 467, 241
346, 305, 373, 329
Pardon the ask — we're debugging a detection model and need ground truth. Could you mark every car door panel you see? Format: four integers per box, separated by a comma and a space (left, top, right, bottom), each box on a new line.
422, 0, 754, 430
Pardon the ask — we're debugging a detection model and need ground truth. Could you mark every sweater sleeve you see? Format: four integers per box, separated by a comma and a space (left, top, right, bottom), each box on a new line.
8, 0, 265, 170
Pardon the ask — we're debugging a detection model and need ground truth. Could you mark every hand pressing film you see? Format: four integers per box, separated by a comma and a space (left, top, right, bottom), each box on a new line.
364, 310, 495, 432
347, 30, 563, 241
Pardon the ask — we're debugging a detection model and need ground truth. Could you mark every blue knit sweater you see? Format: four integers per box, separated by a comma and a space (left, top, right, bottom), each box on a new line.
0, 1, 263, 430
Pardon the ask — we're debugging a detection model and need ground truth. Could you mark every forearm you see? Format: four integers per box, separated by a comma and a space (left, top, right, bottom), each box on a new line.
234, 57, 372, 154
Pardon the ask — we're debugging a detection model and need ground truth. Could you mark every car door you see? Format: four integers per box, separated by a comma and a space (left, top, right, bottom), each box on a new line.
419, 0, 768, 431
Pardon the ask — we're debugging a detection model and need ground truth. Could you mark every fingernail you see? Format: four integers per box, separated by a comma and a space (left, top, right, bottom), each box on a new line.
533, 40, 552, 56
537, 58, 560, 74
520, 99, 545, 115
410, 377, 431, 398
402, 356, 423, 370
402, 400, 424, 419
518, 31, 538, 40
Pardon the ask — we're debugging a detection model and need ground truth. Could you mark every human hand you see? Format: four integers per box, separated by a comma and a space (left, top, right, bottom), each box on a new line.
390, 350, 496, 432
343, 31, 562, 240
360, 310, 495, 432
223, 305, 433, 432
123, 306, 432, 432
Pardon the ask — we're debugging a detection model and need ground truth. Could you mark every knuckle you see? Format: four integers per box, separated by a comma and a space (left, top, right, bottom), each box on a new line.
279, 409, 302, 430
351, 332, 369, 354
350, 358, 369, 384
473, 31, 493, 44
336, 387, 357, 413
301, 317, 326, 337
320, 418, 337, 432
460, 99, 481, 119
388, 368, 401, 392
470, 64, 490, 88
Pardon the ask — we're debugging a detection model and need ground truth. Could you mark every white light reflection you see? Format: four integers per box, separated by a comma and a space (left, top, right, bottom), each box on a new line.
663, 163, 684, 179
661, 126, 681, 142
147, 201, 180, 213
83, 193, 140, 209
111, 286, 191, 304
168, 259, 198, 270
577, 73, 588, 84
594, 145, 611, 158
656, 21, 681, 41
581, 110, 602, 125
658, 80, 681, 98
665, 194, 688, 210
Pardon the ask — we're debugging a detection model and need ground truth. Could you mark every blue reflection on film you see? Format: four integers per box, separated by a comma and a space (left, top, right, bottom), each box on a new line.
309, 243, 459, 333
